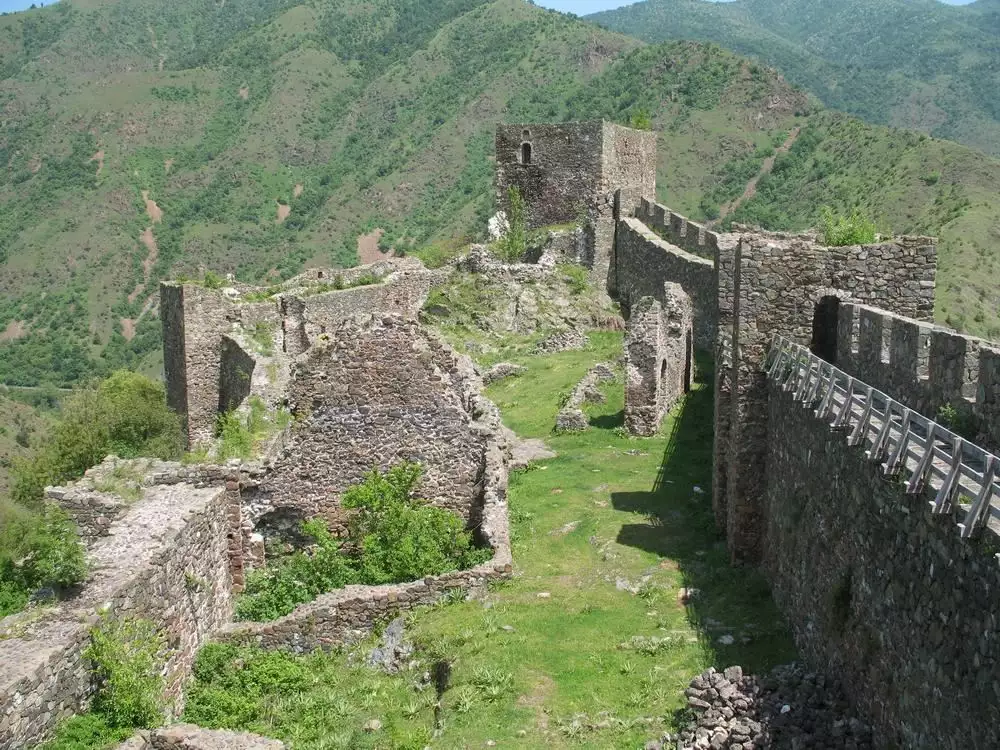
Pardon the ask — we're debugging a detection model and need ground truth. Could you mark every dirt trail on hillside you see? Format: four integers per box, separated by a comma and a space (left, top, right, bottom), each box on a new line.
0, 321, 27, 342
164, 158, 174, 173
121, 295, 157, 342
239, 86, 250, 101
128, 228, 159, 303
142, 191, 163, 223
293, 183, 303, 198
357, 228, 391, 265
710, 127, 801, 227
276, 202, 291, 224
91, 150, 104, 177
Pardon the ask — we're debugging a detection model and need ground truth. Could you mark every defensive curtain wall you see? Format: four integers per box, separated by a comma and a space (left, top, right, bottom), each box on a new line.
496, 119, 1000, 747
609, 191, 1000, 746
0, 261, 512, 750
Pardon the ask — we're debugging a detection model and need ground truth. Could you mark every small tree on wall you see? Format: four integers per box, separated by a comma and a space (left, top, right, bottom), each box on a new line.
494, 186, 527, 263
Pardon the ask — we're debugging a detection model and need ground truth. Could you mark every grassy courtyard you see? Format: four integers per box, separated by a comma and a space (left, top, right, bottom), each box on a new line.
180, 331, 795, 749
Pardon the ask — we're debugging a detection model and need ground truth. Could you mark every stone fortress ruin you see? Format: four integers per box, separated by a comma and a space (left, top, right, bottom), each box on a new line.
2, 120, 999, 749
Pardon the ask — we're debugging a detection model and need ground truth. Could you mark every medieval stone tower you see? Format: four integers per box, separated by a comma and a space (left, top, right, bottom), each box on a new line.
494, 121, 657, 291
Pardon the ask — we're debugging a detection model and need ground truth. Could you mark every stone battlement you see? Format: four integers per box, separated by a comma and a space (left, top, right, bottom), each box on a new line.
834, 302, 1000, 450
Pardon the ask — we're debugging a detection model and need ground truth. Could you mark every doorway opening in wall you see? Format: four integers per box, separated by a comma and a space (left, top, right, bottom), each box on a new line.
811, 296, 841, 363
520, 142, 532, 165
684, 330, 693, 393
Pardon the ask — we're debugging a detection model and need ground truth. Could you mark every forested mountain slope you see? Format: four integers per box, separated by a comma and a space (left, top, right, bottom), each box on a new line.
589, 0, 1000, 157
0, 0, 999, 393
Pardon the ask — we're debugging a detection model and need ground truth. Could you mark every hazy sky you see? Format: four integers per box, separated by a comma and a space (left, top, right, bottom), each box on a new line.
0, 0, 982, 19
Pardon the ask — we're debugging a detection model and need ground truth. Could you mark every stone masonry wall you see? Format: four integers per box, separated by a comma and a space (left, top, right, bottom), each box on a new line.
0, 482, 234, 750
763, 380, 1000, 750
835, 302, 1000, 452
624, 284, 693, 436
634, 197, 729, 261
217, 424, 511, 652
161, 265, 438, 447
715, 229, 937, 563
495, 121, 604, 231
615, 217, 717, 351
243, 315, 492, 534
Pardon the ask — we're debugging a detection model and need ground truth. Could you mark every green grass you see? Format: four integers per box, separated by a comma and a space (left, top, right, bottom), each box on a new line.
179, 330, 794, 749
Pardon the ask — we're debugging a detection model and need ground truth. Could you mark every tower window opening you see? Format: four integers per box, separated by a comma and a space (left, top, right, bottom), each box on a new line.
521, 142, 532, 165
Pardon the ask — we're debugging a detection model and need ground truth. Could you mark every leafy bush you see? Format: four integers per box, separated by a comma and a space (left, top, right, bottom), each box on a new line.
494, 186, 527, 263
819, 207, 878, 246
344, 463, 491, 586
234, 519, 356, 621
84, 616, 166, 729
11, 372, 184, 506
37, 713, 134, 750
233, 464, 490, 621
0, 501, 87, 617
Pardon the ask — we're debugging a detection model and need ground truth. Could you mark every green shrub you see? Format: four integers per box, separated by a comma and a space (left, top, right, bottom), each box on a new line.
248, 322, 275, 356
234, 519, 356, 621
494, 186, 527, 263
0, 501, 87, 616
202, 271, 226, 289
216, 397, 288, 461
84, 616, 166, 729
819, 206, 878, 246
11, 372, 184, 506
233, 464, 490, 621
628, 108, 653, 130
344, 463, 491, 586
38, 713, 134, 750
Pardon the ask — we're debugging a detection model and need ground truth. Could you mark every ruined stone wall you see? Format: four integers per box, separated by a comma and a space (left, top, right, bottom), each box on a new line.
218, 430, 511, 651
162, 267, 438, 447
495, 122, 604, 230
242, 315, 493, 534
615, 217, 717, 351
834, 302, 1000, 451
624, 285, 693, 436
763, 381, 1000, 750
714, 230, 937, 562
0, 482, 234, 750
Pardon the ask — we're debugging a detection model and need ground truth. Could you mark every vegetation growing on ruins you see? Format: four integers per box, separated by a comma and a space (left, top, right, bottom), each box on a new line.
0, 371, 183, 618
0, 503, 85, 617
42, 617, 167, 750
234, 464, 491, 622
215, 396, 291, 462
494, 187, 528, 263
819, 207, 879, 247
181, 331, 795, 748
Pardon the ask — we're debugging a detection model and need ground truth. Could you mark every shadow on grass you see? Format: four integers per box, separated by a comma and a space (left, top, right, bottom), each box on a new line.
611, 361, 795, 673
589, 409, 624, 430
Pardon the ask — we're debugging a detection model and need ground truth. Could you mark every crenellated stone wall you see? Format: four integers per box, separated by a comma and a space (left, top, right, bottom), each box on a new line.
634, 197, 727, 261
712, 228, 937, 563
834, 302, 1000, 451
764, 379, 1000, 750
615, 216, 719, 351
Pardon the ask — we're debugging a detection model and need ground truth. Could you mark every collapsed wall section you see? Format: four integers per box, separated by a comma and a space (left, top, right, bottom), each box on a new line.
764, 379, 1000, 749
242, 315, 493, 535
162, 264, 438, 447
0, 482, 235, 750
615, 217, 717, 351
624, 284, 693, 436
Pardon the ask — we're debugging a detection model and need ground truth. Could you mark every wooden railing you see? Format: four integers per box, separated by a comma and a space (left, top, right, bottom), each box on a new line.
767, 336, 1000, 540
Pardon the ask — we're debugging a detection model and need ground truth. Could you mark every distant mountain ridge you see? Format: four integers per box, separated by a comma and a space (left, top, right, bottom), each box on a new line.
589, 0, 1000, 156
0, 0, 999, 395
